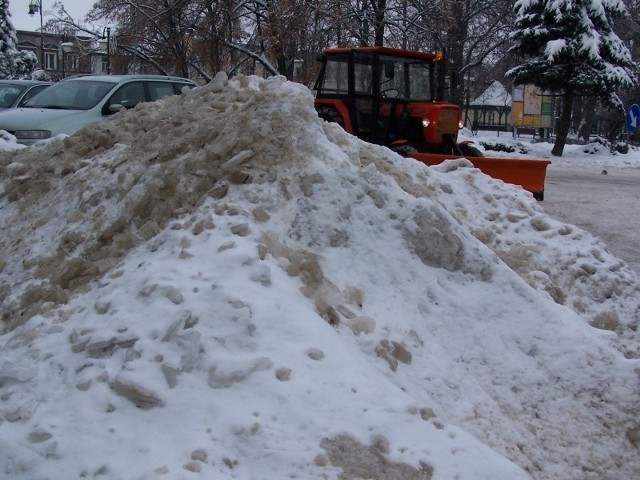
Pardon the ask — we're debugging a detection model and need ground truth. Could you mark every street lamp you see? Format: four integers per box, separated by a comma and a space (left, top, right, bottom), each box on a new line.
97, 27, 111, 74
28, 0, 44, 68
54, 27, 112, 76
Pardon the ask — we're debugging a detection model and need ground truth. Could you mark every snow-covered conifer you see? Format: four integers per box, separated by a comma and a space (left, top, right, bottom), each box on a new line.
0, 0, 38, 79
507, 0, 636, 156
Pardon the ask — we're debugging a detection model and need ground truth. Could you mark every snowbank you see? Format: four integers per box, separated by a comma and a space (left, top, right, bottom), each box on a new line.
0, 73, 638, 479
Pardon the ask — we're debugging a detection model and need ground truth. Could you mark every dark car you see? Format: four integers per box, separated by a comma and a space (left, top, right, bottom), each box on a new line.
0, 80, 52, 110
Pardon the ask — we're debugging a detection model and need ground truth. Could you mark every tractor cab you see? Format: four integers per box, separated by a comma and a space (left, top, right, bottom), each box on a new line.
313, 47, 464, 155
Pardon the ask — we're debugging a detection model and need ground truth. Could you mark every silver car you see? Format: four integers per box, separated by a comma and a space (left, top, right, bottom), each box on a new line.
0, 74, 197, 145
0, 80, 52, 110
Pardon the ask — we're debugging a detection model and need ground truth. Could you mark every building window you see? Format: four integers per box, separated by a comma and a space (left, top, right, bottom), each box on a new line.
101, 57, 108, 74
68, 54, 79, 72
45, 52, 57, 70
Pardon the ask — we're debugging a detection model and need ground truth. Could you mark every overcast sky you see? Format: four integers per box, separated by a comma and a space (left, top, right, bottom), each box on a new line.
9, 0, 92, 31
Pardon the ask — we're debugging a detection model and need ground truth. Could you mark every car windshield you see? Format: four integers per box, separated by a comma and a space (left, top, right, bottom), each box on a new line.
24, 80, 116, 110
0, 85, 26, 108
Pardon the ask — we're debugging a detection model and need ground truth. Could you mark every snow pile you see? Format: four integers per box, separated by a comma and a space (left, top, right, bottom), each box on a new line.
425, 158, 640, 359
0, 74, 639, 480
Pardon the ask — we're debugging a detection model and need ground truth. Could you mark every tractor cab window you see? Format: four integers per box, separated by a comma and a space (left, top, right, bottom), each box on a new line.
354, 54, 374, 94
353, 53, 376, 140
318, 54, 349, 94
407, 62, 433, 101
379, 56, 434, 101
379, 58, 405, 99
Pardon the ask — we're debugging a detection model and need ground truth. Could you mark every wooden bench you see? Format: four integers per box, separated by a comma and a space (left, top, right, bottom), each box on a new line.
514, 127, 537, 138
471, 123, 508, 134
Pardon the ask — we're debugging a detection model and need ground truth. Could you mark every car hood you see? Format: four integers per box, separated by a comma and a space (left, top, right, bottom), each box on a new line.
0, 107, 101, 136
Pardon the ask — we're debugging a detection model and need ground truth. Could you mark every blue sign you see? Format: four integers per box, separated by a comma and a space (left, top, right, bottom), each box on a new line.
626, 104, 640, 133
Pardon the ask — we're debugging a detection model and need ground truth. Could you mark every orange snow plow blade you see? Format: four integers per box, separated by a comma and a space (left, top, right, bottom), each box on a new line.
409, 153, 551, 201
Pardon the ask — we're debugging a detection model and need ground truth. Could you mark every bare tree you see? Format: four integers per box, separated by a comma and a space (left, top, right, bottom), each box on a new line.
398, 0, 513, 106
44, 0, 514, 104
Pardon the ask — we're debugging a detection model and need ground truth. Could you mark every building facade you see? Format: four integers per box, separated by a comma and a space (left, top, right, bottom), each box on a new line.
16, 30, 109, 80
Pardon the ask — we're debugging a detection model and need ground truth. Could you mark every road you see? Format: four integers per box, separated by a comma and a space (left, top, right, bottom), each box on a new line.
541, 166, 640, 273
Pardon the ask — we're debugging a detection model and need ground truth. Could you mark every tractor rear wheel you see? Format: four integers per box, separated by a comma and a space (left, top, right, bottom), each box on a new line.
316, 106, 345, 128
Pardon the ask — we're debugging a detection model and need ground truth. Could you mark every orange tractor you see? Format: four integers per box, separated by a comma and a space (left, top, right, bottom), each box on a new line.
313, 46, 550, 200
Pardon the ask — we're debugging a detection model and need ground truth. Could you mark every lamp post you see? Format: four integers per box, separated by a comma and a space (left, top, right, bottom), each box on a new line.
293, 58, 304, 83
97, 27, 111, 74
28, 0, 44, 69
60, 32, 65, 78
60, 34, 73, 78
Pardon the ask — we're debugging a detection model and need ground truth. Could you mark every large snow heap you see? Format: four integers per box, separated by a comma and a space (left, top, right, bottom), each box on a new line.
0, 73, 638, 479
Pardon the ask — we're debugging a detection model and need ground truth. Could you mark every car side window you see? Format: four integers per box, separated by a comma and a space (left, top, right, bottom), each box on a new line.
0, 86, 23, 108
18, 85, 49, 107
174, 81, 196, 92
147, 82, 176, 101
108, 82, 146, 110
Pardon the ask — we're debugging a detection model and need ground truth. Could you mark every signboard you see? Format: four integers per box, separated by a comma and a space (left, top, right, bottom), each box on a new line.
524, 85, 542, 114
626, 104, 640, 133
511, 85, 553, 128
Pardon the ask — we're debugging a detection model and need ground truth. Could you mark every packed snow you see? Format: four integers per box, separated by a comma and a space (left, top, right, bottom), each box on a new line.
0, 73, 638, 480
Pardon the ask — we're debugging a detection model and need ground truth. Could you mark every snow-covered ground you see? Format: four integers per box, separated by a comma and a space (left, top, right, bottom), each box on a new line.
0, 74, 638, 480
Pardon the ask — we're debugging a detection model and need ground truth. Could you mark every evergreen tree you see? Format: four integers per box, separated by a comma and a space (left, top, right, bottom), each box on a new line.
507, 0, 636, 156
0, 0, 38, 79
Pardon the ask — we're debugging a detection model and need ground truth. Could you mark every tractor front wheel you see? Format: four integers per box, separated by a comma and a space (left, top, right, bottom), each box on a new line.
458, 142, 484, 157
390, 142, 418, 157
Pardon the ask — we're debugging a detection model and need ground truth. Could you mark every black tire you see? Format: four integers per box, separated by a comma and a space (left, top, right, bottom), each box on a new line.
316, 106, 345, 128
390, 143, 418, 157
458, 142, 484, 157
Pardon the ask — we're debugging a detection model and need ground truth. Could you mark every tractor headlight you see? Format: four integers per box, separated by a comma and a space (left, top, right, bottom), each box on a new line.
15, 129, 51, 140
458, 120, 464, 129
422, 118, 431, 128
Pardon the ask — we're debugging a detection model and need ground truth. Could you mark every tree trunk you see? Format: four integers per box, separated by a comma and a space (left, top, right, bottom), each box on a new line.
373, 0, 386, 46
571, 95, 582, 133
578, 97, 597, 141
275, 46, 287, 77
360, 3, 370, 46
552, 89, 573, 156
444, 0, 469, 107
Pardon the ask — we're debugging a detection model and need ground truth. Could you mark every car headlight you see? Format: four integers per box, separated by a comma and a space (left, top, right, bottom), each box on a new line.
422, 118, 431, 128
458, 120, 464, 129
15, 130, 51, 140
